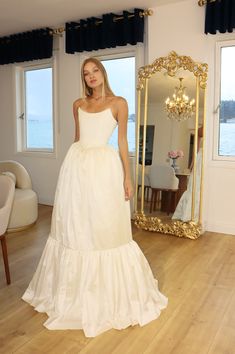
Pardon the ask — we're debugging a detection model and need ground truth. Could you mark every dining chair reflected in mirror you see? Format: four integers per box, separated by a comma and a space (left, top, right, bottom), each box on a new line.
149, 165, 179, 215
138, 165, 151, 202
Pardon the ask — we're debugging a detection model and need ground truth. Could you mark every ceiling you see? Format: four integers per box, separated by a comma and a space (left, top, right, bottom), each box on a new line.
0, 0, 181, 37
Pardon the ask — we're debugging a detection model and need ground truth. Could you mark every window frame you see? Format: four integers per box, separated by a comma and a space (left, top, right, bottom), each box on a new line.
213, 40, 235, 163
14, 58, 57, 158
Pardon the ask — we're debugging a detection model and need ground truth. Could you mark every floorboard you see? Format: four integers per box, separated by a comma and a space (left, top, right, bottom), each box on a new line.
0, 205, 235, 354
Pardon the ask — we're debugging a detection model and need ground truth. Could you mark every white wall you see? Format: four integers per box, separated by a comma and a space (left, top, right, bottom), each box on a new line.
148, 0, 235, 234
144, 102, 190, 171
0, 0, 235, 234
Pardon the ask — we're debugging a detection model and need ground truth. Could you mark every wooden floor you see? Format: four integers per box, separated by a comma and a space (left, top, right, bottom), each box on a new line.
1, 205, 235, 354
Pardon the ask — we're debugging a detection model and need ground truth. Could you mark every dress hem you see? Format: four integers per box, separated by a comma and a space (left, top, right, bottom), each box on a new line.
22, 238, 168, 337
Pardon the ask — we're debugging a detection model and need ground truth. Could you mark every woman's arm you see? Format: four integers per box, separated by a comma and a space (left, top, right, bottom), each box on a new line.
73, 99, 80, 142
116, 97, 133, 200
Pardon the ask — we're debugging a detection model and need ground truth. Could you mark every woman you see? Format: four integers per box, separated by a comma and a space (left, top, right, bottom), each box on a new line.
22, 58, 167, 337
172, 126, 203, 222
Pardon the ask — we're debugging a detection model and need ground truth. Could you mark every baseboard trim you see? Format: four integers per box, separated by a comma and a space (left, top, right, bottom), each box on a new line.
38, 197, 54, 206
205, 221, 235, 236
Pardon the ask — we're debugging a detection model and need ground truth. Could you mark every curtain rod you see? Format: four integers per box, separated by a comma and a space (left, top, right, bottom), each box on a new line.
198, 0, 217, 6
50, 8, 153, 35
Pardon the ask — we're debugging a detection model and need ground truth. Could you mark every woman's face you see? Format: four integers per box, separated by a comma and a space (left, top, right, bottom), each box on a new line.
83, 62, 104, 89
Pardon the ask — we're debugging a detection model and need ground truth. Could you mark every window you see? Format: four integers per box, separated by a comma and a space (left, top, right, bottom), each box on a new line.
15, 61, 55, 154
214, 41, 235, 160
101, 56, 136, 153
80, 46, 143, 155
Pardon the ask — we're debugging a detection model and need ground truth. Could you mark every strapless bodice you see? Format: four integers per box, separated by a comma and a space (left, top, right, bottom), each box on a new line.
78, 108, 117, 148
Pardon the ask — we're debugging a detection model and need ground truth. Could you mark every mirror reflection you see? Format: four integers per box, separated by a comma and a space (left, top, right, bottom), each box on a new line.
135, 52, 208, 238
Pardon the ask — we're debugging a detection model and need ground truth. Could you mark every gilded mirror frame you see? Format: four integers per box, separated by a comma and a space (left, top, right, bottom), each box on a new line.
134, 51, 208, 239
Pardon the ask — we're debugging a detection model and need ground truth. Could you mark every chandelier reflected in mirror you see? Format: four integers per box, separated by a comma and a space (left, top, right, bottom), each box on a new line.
165, 77, 196, 121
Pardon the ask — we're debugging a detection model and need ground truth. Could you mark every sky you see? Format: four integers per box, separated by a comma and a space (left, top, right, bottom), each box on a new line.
102, 56, 135, 114
26, 56, 135, 119
26, 67, 52, 119
25, 57, 136, 150
25, 47, 235, 119
221, 46, 235, 101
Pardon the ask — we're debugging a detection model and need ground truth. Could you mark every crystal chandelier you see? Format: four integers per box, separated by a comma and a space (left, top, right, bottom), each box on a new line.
165, 78, 196, 121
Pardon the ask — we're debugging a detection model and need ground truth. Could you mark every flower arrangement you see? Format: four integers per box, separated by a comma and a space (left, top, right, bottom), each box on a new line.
168, 150, 184, 172
168, 150, 184, 159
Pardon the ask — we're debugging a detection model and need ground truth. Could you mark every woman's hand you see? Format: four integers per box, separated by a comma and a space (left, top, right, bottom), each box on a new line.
124, 178, 134, 201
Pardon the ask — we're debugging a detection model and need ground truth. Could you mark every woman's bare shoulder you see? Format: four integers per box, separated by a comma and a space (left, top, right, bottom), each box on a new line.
110, 96, 128, 121
73, 98, 84, 109
112, 96, 128, 110
113, 96, 127, 104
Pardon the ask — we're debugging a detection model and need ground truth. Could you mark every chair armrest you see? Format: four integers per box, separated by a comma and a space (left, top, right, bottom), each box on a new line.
0, 160, 32, 189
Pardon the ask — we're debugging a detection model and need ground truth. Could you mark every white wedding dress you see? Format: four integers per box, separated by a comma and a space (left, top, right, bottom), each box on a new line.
172, 148, 202, 222
22, 107, 167, 337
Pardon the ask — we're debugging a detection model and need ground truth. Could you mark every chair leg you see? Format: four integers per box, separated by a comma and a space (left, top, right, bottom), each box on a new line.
158, 191, 162, 209
144, 186, 147, 201
167, 191, 171, 215
172, 191, 177, 212
153, 190, 157, 211
0, 235, 11, 285
149, 189, 155, 213
146, 186, 151, 202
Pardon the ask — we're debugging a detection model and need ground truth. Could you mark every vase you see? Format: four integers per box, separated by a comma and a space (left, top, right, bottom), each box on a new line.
171, 158, 179, 172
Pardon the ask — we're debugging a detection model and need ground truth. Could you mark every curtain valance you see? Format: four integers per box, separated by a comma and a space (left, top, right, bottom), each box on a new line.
0, 28, 53, 65
0, 8, 146, 64
66, 8, 144, 54
205, 0, 235, 34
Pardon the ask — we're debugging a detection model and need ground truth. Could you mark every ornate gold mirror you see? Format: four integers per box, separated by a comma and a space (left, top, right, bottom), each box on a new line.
134, 51, 208, 239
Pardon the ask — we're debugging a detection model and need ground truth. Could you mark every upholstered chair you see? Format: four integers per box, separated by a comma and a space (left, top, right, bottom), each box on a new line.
138, 165, 151, 202
0, 175, 15, 284
0, 160, 38, 231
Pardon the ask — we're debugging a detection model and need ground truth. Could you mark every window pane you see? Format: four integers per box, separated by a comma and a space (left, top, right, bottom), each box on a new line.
101, 57, 135, 152
25, 67, 53, 149
219, 46, 235, 156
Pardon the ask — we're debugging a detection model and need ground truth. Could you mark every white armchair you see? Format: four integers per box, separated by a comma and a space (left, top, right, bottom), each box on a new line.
0, 160, 38, 231
0, 175, 15, 284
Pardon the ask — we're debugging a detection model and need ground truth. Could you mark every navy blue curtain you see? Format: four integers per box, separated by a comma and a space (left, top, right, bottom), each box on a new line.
205, 0, 235, 34
66, 8, 144, 54
0, 28, 53, 65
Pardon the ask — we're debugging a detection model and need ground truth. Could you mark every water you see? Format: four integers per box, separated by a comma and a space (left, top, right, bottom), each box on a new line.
27, 120, 235, 157
219, 122, 235, 156
27, 120, 53, 149
107, 121, 235, 157
27, 119, 136, 152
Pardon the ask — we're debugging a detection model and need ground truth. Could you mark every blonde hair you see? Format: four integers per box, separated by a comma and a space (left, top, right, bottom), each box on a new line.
81, 57, 115, 99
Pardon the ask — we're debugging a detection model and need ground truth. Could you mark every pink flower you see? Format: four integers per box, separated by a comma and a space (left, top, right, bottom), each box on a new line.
168, 150, 184, 159
168, 150, 178, 158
